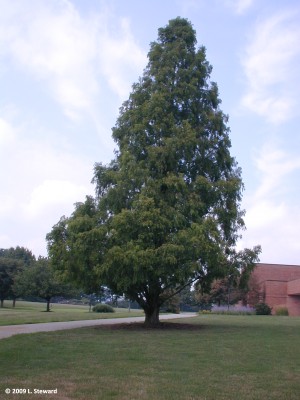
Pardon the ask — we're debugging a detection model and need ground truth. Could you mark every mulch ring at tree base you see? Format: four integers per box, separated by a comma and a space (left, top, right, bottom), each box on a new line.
96, 322, 204, 331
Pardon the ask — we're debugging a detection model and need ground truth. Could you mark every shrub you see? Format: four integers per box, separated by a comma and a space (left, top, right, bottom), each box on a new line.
275, 307, 289, 316
211, 310, 254, 316
92, 304, 115, 313
199, 310, 211, 315
255, 303, 272, 315
210, 305, 254, 315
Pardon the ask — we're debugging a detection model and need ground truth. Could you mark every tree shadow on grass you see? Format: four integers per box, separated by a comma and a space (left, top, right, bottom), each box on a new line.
99, 322, 205, 331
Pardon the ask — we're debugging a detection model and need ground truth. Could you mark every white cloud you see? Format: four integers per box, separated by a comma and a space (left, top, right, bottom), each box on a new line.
240, 143, 300, 264
0, 195, 16, 218
253, 144, 300, 199
0, 117, 15, 145
0, 233, 12, 248
179, 0, 254, 15
245, 200, 286, 230
0, 114, 95, 255
0, 0, 146, 121
224, 0, 255, 15
235, 0, 254, 14
241, 203, 300, 264
23, 179, 87, 219
98, 17, 147, 100
176, 0, 205, 15
0, 0, 97, 120
0, 125, 93, 196
241, 10, 300, 124
0, 0, 148, 257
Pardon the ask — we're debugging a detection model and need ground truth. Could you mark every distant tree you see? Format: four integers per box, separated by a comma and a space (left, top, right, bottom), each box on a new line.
178, 284, 196, 307
246, 273, 261, 307
47, 17, 261, 326
47, 198, 101, 293
0, 247, 36, 307
197, 277, 241, 308
0, 246, 35, 266
0, 258, 23, 308
195, 247, 260, 308
46, 197, 108, 311
209, 279, 229, 307
14, 257, 73, 311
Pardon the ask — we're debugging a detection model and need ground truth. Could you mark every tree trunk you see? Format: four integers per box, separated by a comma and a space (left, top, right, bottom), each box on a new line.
144, 305, 160, 326
46, 300, 51, 312
0, 299, 4, 308
13, 298, 16, 308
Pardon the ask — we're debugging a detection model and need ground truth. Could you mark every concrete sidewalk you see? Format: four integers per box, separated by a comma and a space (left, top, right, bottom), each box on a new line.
0, 313, 197, 340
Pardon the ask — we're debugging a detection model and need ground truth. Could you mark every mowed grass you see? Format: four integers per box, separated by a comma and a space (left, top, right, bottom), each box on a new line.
1, 315, 300, 400
0, 301, 143, 325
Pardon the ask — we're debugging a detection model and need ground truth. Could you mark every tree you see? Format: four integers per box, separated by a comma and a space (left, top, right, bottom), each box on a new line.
0, 246, 35, 266
196, 277, 240, 308
46, 197, 107, 310
14, 257, 72, 311
0, 247, 36, 307
47, 18, 260, 326
0, 258, 23, 308
195, 246, 261, 308
246, 273, 261, 307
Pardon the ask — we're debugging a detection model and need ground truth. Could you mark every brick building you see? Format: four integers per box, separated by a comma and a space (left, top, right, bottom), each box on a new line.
249, 263, 300, 316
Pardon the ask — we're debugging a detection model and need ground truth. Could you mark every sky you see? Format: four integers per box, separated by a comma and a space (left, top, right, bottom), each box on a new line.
0, 0, 299, 265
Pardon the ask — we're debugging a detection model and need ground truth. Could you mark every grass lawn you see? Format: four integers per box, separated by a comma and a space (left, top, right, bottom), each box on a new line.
1, 315, 300, 400
0, 301, 143, 326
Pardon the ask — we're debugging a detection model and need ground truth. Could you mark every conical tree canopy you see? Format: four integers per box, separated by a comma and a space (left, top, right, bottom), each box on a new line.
47, 18, 260, 326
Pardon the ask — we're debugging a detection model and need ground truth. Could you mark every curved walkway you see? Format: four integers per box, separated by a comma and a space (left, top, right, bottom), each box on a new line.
0, 313, 197, 340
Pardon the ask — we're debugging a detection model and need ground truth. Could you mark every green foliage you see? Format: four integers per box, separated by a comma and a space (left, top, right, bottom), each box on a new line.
0, 257, 23, 306
275, 307, 289, 316
0, 246, 35, 266
161, 299, 180, 314
92, 303, 115, 313
14, 257, 73, 311
46, 198, 104, 297
0, 246, 36, 307
47, 17, 261, 326
195, 262, 260, 308
255, 303, 272, 315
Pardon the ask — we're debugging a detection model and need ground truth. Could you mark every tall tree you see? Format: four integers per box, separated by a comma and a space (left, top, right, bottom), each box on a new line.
47, 18, 260, 326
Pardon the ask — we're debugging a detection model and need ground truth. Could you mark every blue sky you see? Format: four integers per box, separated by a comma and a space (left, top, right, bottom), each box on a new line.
0, 0, 299, 264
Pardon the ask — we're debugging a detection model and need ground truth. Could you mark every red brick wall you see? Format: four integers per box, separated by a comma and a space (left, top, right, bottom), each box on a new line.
287, 279, 300, 295
264, 281, 287, 309
252, 263, 300, 283
286, 296, 300, 317
250, 263, 300, 316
